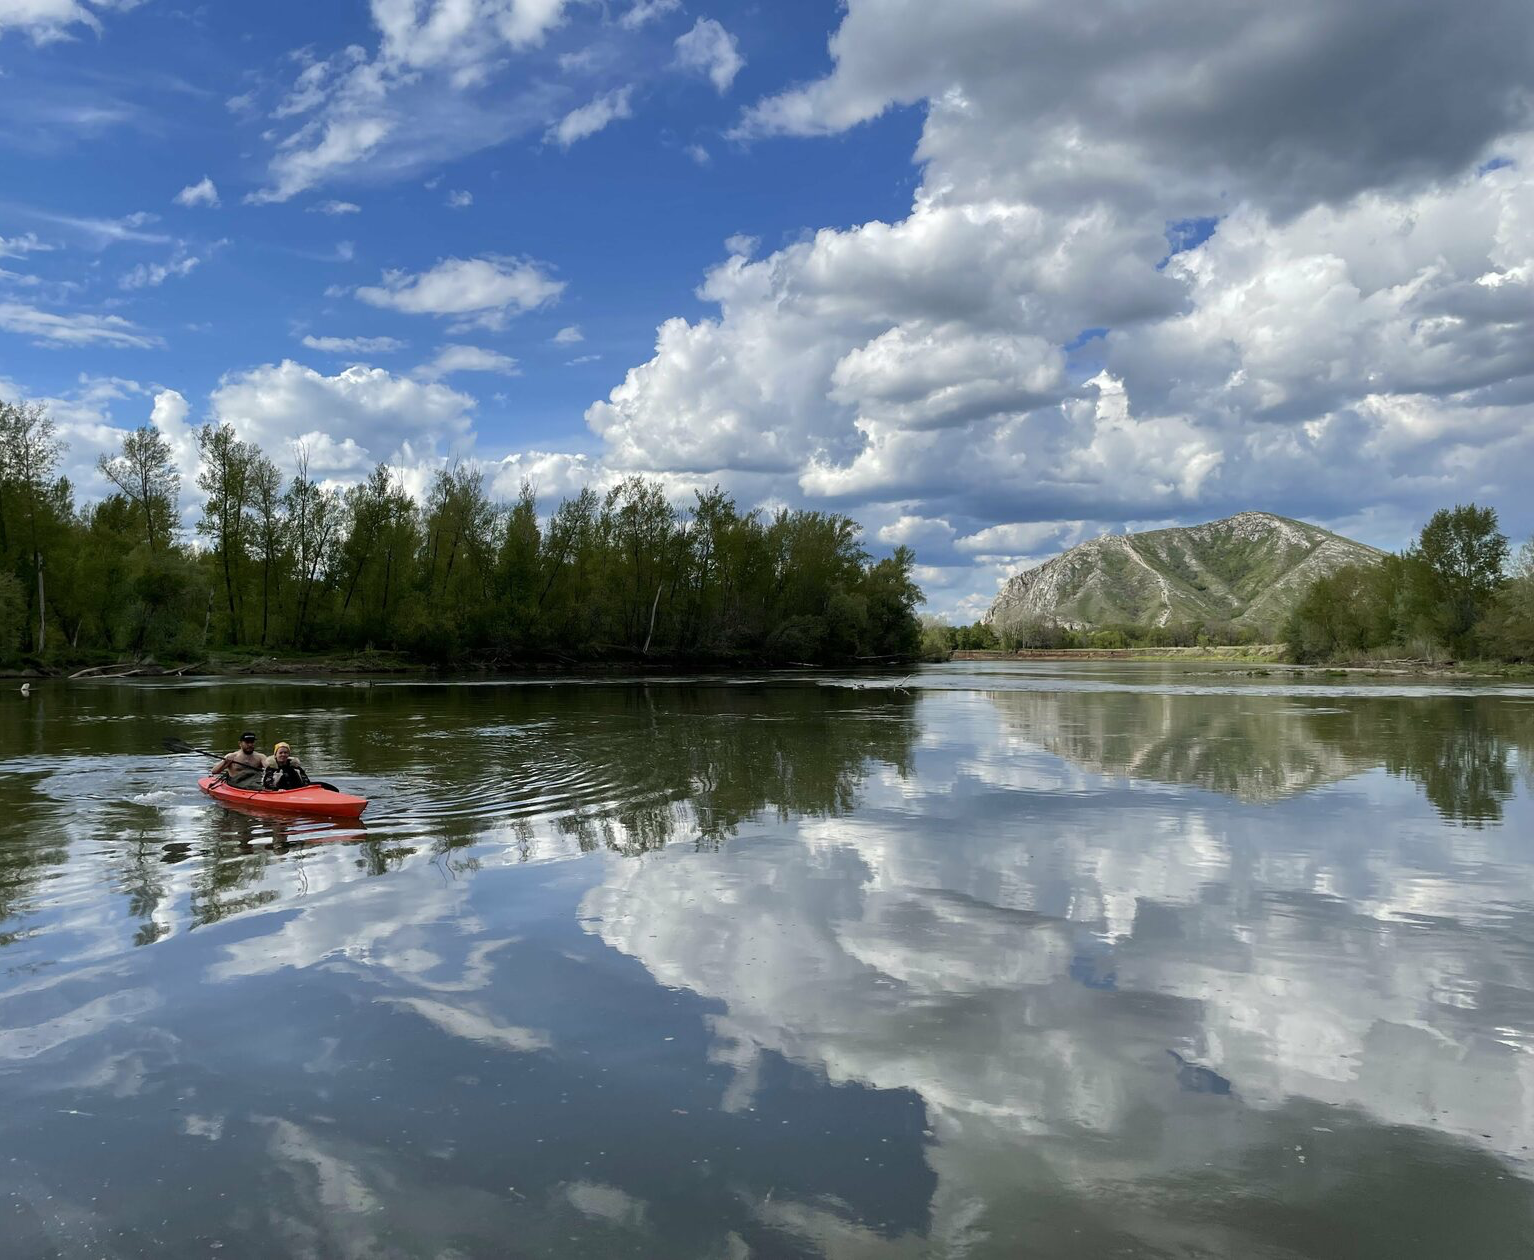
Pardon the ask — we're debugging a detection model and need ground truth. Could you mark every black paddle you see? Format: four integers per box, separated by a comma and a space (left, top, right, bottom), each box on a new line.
162, 737, 342, 792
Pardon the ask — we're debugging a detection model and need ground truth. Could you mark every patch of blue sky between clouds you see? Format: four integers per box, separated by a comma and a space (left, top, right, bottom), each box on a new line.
1157, 217, 1220, 270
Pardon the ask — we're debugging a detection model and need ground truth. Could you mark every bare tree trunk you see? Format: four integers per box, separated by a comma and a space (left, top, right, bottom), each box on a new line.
140, 466, 157, 552
35, 556, 45, 654
222, 542, 237, 637
643, 581, 663, 655
341, 551, 366, 615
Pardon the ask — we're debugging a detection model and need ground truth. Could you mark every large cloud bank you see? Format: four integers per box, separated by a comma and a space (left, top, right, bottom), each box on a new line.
584, 0, 1534, 615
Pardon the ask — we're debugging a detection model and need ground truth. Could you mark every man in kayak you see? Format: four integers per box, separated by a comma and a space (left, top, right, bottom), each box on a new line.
211, 731, 268, 789
264, 742, 312, 791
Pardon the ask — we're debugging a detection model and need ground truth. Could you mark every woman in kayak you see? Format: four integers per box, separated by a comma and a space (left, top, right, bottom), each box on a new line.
211, 731, 268, 788
264, 742, 312, 791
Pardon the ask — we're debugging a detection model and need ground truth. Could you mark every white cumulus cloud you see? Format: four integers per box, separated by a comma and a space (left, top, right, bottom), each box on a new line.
247, 0, 577, 202
209, 359, 478, 479
414, 344, 520, 380
574, 0, 1534, 616
119, 251, 203, 290
173, 176, 220, 208
618, 0, 678, 30
673, 18, 743, 94
251, 116, 392, 205
547, 85, 633, 147
355, 256, 564, 327
300, 334, 407, 355
0, 0, 123, 43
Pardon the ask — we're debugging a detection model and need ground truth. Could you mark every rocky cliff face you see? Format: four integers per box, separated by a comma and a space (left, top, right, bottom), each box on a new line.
984, 512, 1383, 632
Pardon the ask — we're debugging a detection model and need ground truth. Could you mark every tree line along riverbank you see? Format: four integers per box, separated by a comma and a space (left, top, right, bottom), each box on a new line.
0, 401, 923, 673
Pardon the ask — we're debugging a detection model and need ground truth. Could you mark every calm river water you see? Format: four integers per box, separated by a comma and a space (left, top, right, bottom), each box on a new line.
3, 663, 1534, 1258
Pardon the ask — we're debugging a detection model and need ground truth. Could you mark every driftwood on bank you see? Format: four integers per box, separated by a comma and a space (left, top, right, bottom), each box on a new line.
68, 663, 138, 679
68, 661, 201, 680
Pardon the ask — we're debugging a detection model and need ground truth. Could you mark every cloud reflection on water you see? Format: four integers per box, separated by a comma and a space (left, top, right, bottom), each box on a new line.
2, 674, 1534, 1255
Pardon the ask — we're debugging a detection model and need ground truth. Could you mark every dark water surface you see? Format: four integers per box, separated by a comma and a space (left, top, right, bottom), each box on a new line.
3, 663, 1534, 1258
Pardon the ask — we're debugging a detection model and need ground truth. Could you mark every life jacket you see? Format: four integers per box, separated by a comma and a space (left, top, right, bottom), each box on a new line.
266, 758, 310, 791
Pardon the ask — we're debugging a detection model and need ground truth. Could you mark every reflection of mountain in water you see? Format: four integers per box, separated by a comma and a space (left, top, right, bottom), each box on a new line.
8, 680, 1534, 1256
988, 689, 1368, 801
587, 690, 1534, 1253
989, 688, 1533, 823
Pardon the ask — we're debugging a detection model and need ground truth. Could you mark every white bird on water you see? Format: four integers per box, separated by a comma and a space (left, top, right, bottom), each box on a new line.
20, 683, 31, 696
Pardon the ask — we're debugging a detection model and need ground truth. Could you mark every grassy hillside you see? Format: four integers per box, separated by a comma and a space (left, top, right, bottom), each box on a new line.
986, 512, 1384, 634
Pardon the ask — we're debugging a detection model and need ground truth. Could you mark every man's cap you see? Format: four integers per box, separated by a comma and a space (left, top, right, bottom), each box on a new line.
240, 731, 257, 741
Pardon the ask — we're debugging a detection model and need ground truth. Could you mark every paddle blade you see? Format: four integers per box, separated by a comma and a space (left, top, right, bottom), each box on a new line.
163, 737, 219, 758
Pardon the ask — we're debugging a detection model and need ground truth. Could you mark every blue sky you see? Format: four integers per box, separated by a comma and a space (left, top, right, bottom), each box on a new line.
5, 0, 1534, 618
3, 1, 918, 446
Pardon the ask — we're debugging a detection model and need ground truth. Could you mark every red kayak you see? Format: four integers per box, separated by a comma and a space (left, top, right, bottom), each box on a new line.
198, 775, 368, 819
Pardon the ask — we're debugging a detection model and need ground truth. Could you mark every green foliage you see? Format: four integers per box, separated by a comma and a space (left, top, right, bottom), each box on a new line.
919, 617, 954, 662
952, 621, 999, 650
1282, 563, 1391, 662
0, 406, 926, 668
1284, 504, 1525, 663
0, 573, 24, 658
1403, 504, 1508, 654
0, 399, 71, 654
1479, 540, 1534, 661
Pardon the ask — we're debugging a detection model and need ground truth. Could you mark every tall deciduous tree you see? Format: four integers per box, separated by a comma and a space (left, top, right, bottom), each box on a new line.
1409, 504, 1509, 653
246, 453, 285, 646
0, 400, 66, 652
196, 422, 255, 642
285, 445, 343, 646
98, 425, 180, 552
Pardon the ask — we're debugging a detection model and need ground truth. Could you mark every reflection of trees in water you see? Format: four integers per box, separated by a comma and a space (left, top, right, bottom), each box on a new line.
587, 741, 1534, 1254
0, 773, 69, 949
17, 683, 917, 945
179, 808, 411, 934
988, 688, 1534, 823
1374, 700, 1522, 827
547, 686, 916, 856
117, 831, 170, 947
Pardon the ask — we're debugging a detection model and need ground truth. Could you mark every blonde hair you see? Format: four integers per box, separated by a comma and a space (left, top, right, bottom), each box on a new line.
274, 742, 291, 755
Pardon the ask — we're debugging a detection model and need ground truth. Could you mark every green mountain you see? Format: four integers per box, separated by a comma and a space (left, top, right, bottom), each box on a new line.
984, 512, 1383, 634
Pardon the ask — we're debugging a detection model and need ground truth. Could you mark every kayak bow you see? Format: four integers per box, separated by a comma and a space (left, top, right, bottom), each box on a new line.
198, 775, 368, 819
